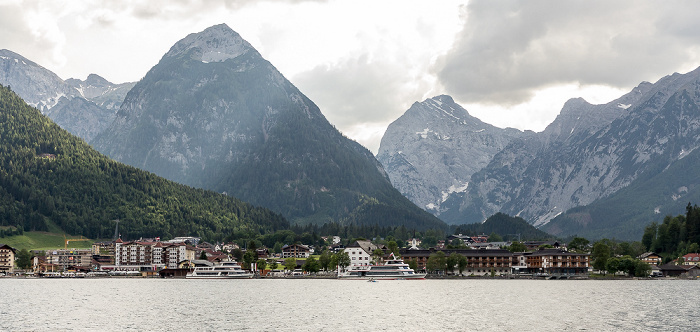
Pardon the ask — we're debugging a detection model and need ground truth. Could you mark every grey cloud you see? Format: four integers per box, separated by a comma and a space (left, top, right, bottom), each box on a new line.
436, 0, 700, 106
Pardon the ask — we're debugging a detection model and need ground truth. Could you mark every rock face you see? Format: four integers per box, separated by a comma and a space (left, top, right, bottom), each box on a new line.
0, 49, 134, 141
92, 24, 444, 229
380, 67, 700, 239
377, 95, 527, 214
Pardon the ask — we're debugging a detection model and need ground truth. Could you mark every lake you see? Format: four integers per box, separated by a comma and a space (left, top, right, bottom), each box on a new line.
1, 278, 697, 331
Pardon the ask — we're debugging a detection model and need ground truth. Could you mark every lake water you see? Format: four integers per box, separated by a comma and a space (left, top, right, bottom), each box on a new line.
1, 278, 697, 331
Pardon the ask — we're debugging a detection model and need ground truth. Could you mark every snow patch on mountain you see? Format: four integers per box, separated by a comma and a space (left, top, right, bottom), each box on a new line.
165, 24, 251, 63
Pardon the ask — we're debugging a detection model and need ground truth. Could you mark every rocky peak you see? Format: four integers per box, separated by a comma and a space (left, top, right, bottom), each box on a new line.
0, 48, 76, 112
84, 74, 111, 87
378, 95, 525, 213
163, 23, 253, 63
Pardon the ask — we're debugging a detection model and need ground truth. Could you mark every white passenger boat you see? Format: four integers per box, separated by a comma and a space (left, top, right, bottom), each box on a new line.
186, 261, 253, 279
338, 253, 426, 280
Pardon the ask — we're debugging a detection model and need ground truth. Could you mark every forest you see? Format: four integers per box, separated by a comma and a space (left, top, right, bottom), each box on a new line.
0, 84, 288, 242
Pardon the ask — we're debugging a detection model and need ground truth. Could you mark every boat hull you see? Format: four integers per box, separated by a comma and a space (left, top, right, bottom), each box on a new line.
337, 275, 426, 280
185, 274, 253, 279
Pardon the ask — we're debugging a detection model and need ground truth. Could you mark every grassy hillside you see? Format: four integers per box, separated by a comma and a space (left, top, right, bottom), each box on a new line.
0, 84, 288, 242
1, 232, 93, 251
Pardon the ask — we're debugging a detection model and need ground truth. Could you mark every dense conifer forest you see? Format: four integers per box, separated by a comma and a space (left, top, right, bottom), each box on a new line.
0, 85, 288, 242
453, 213, 554, 240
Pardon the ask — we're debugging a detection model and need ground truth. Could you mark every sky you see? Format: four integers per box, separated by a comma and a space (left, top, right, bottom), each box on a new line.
2, 0, 700, 154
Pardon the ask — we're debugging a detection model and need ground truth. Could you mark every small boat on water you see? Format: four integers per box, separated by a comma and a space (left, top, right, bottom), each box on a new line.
186, 261, 253, 279
338, 253, 426, 280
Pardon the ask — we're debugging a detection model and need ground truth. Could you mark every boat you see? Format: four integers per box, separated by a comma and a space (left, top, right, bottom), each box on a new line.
338, 253, 426, 280
186, 261, 253, 279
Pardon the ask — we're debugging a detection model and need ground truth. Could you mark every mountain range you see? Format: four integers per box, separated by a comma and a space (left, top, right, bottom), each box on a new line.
0, 49, 134, 142
380, 67, 700, 240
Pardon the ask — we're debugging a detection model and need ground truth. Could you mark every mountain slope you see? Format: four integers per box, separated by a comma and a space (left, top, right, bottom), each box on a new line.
377, 95, 528, 214
92, 24, 445, 230
543, 84, 700, 240
0, 49, 134, 142
454, 213, 554, 241
0, 84, 288, 241
440, 67, 700, 230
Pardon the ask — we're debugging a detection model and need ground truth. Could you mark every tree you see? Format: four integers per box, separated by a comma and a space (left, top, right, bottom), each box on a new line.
333, 251, 350, 271
284, 257, 297, 271
247, 240, 258, 252
256, 258, 267, 272
488, 232, 503, 242
618, 256, 637, 276
387, 241, 399, 256
242, 250, 256, 270
446, 252, 461, 274
199, 251, 208, 260
407, 258, 418, 271
457, 255, 468, 275
371, 248, 384, 265
15, 249, 32, 270
273, 242, 283, 253
606, 257, 620, 276
688, 243, 700, 253
591, 242, 611, 274
302, 256, 320, 273
642, 222, 658, 251
231, 248, 244, 262
507, 241, 527, 253
318, 250, 332, 271
421, 235, 438, 249
267, 258, 278, 270
426, 251, 446, 274
634, 261, 652, 277
567, 237, 590, 253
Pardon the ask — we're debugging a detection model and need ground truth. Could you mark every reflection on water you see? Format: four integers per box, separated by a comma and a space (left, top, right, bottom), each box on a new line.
0, 278, 697, 331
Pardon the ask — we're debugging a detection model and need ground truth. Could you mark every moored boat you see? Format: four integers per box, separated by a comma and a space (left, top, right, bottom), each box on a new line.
186, 261, 253, 279
338, 253, 426, 280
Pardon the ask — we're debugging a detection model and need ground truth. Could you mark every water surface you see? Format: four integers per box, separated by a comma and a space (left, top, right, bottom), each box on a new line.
1, 278, 696, 331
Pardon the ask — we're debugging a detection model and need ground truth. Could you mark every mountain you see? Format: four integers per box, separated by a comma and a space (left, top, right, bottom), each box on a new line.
453, 213, 554, 241
0, 84, 288, 241
380, 66, 700, 240
0, 49, 134, 142
65, 74, 135, 111
377, 95, 528, 214
449, 68, 700, 231
92, 24, 445, 230
542, 75, 700, 239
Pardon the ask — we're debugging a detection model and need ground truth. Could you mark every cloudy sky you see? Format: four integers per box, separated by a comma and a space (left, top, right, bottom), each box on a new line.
2, 0, 700, 153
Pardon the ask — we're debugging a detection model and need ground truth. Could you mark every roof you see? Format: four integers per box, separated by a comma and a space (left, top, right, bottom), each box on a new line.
659, 263, 697, 271
0, 244, 17, 253
399, 248, 514, 258
527, 248, 588, 257
638, 252, 661, 259
282, 244, 310, 251
347, 240, 382, 254
682, 253, 700, 261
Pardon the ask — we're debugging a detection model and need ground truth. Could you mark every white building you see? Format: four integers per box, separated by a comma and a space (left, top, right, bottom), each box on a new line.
344, 240, 384, 267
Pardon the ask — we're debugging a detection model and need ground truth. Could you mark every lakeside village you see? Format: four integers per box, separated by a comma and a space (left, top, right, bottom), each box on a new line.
2, 234, 700, 279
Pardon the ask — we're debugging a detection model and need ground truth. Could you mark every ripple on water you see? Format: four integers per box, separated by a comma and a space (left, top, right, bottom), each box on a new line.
0, 279, 698, 331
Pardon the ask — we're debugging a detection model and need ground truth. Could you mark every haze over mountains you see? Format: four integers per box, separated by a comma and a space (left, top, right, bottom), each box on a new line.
88, 24, 444, 230
6, 22, 700, 241
0, 84, 287, 240
0, 49, 134, 142
380, 67, 700, 240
